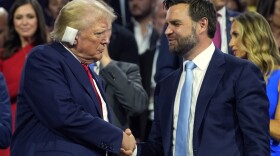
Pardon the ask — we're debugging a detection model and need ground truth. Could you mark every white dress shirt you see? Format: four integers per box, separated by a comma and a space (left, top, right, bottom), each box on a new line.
131, 18, 153, 55
217, 6, 228, 54
173, 43, 215, 156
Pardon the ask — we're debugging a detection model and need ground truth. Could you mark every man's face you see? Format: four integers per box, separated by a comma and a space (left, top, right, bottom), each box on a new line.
165, 3, 198, 57
128, 0, 154, 20
74, 19, 111, 64
0, 13, 7, 48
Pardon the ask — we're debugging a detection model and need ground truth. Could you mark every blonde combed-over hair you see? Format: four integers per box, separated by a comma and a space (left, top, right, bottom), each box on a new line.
51, 0, 116, 42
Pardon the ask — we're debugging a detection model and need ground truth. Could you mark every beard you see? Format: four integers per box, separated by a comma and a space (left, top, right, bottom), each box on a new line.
169, 27, 198, 57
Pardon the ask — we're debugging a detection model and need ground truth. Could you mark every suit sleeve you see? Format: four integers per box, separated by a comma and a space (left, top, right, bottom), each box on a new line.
100, 61, 148, 116
0, 73, 12, 149
22, 48, 123, 154
235, 62, 270, 155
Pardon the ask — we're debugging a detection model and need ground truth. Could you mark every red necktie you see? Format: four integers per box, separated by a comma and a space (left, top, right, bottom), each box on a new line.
213, 13, 221, 49
82, 63, 103, 112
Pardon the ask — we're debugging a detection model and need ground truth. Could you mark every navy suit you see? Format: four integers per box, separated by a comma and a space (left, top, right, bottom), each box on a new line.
11, 42, 123, 156
138, 49, 270, 156
0, 72, 11, 149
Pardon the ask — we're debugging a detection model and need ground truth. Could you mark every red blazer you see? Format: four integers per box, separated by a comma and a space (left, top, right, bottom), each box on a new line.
0, 44, 33, 105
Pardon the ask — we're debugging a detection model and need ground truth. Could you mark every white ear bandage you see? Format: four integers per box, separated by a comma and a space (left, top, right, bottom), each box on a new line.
61, 26, 78, 45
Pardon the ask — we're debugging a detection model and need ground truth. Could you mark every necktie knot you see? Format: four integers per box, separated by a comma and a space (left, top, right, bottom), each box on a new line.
185, 61, 196, 70
81, 63, 89, 71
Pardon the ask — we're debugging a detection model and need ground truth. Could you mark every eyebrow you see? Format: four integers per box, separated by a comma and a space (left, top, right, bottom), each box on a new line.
167, 19, 182, 25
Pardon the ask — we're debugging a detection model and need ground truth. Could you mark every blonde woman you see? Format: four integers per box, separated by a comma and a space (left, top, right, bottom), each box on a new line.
230, 11, 280, 155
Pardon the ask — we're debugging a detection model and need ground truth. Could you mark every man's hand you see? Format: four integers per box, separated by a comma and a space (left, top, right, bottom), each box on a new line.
120, 129, 136, 156
100, 46, 111, 67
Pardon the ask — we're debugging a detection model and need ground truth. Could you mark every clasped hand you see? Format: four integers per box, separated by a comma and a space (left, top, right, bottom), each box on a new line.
120, 128, 136, 156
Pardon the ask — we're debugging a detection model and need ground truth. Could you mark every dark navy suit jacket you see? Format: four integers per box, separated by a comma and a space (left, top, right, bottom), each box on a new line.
138, 49, 270, 156
11, 42, 123, 156
0, 72, 11, 149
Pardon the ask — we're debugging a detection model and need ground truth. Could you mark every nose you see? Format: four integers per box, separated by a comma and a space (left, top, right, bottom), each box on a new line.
101, 35, 110, 45
165, 25, 173, 36
22, 17, 28, 25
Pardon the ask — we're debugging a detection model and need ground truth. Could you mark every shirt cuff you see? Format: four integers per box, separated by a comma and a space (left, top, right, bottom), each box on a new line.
132, 145, 137, 156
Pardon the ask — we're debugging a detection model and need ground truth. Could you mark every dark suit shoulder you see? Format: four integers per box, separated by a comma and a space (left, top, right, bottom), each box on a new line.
215, 50, 263, 78
222, 51, 256, 67
29, 42, 62, 56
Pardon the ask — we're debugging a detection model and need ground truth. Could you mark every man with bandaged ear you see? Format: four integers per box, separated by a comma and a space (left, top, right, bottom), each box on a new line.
11, 0, 136, 155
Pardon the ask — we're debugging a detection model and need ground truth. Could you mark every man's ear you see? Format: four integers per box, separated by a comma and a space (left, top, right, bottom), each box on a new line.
197, 17, 208, 34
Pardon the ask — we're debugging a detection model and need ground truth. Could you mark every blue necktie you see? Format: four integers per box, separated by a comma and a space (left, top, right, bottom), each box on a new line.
175, 61, 196, 156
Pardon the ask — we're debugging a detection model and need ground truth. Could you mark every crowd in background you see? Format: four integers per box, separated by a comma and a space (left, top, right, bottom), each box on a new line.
0, 0, 279, 155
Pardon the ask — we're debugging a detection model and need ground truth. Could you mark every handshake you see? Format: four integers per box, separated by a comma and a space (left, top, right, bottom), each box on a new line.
120, 128, 137, 156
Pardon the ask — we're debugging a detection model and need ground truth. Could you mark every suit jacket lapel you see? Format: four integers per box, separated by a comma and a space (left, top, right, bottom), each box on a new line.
159, 68, 182, 154
50, 42, 103, 117
194, 50, 225, 133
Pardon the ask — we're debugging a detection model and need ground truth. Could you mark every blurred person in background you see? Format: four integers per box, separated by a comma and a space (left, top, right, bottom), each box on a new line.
141, 0, 167, 141
44, 0, 70, 42
126, 0, 160, 141
226, 0, 246, 12
0, 7, 8, 49
44, 0, 69, 30
102, 0, 140, 66
257, 0, 280, 51
108, 0, 131, 26
230, 11, 280, 155
0, 0, 47, 155
240, 0, 258, 11
0, 72, 11, 155
210, 0, 240, 54
90, 44, 148, 131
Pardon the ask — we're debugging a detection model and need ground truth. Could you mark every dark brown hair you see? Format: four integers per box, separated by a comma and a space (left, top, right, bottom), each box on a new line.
2, 0, 47, 59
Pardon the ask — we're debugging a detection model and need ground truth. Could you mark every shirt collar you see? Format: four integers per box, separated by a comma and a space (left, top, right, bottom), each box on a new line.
131, 17, 153, 28
60, 42, 81, 63
183, 43, 215, 71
